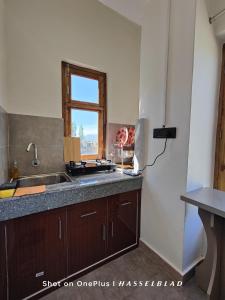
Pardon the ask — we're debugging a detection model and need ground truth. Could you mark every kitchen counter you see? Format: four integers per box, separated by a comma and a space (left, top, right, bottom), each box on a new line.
0, 171, 143, 221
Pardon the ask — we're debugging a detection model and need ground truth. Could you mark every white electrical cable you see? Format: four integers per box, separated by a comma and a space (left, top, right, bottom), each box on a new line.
163, 0, 172, 127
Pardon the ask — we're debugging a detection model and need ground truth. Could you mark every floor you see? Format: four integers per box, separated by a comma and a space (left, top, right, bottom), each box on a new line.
41, 243, 206, 300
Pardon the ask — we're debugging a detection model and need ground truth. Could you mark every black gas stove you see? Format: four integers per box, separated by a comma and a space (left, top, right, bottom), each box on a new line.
66, 159, 117, 176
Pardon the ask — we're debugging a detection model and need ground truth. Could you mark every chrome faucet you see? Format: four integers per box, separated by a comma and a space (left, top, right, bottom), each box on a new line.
26, 143, 40, 167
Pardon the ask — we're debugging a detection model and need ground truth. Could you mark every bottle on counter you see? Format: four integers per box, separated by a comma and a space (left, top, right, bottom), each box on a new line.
10, 160, 20, 180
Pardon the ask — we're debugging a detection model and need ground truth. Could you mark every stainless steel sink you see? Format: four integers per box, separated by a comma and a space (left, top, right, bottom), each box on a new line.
16, 172, 72, 187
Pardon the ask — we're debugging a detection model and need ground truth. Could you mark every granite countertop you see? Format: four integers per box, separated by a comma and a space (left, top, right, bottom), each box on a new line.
181, 187, 225, 218
0, 171, 143, 222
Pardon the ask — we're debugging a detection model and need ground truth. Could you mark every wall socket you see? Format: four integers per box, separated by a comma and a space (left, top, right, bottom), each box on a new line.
153, 127, 176, 139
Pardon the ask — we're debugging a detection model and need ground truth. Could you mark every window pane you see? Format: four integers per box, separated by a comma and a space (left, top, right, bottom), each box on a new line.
71, 75, 99, 103
71, 109, 98, 155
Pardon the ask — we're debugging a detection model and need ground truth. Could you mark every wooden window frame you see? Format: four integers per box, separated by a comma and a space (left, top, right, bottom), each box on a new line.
214, 44, 225, 189
62, 62, 107, 160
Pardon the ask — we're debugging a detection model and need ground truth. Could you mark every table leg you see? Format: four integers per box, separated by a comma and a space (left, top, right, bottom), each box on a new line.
196, 209, 222, 300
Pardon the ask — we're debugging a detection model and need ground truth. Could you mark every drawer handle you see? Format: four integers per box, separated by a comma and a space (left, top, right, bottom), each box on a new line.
102, 224, 106, 241
111, 221, 114, 237
121, 202, 132, 206
58, 217, 62, 240
35, 271, 45, 278
80, 211, 97, 218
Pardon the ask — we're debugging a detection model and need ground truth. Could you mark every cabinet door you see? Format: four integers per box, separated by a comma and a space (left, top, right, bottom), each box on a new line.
0, 224, 7, 300
67, 198, 107, 275
108, 190, 140, 255
7, 208, 67, 300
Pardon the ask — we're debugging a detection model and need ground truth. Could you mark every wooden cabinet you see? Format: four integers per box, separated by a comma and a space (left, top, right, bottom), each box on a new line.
0, 224, 7, 300
108, 191, 140, 255
2, 189, 141, 299
67, 191, 140, 275
67, 198, 107, 274
6, 208, 67, 300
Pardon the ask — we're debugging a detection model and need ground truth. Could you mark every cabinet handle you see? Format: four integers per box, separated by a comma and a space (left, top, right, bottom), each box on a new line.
121, 201, 132, 206
80, 211, 97, 218
58, 217, 62, 240
111, 221, 114, 237
102, 224, 106, 241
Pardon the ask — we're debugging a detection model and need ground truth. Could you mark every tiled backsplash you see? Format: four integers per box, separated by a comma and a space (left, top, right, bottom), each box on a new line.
9, 114, 64, 176
0, 106, 9, 184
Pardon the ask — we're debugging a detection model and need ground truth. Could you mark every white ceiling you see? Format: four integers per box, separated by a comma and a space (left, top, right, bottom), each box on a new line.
98, 0, 151, 25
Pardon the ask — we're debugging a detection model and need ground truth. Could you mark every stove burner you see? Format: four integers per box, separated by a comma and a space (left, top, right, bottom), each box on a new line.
69, 161, 87, 167
66, 160, 116, 176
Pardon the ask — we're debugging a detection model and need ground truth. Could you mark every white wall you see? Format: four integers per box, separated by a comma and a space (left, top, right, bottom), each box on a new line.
6, 0, 141, 125
139, 0, 196, 273
208, 0, 225, 40
187, 0, 220, 194
0, 0, 7, 110
184, 0, 221, 270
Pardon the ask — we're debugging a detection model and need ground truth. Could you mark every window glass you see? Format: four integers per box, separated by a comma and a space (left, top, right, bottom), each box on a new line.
71, 109, 98, 155
71, 75, 99, 103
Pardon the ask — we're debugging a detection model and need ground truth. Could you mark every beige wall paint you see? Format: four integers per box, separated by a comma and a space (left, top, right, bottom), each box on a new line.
0, 0, 7, 110
6, 0, 141, 124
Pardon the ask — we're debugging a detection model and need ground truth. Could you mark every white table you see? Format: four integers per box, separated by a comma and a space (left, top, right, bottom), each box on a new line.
181, 188, 225, 300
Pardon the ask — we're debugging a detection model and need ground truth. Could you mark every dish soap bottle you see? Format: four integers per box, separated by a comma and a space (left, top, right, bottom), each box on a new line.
10, 160, 20, 180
